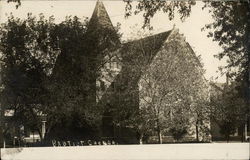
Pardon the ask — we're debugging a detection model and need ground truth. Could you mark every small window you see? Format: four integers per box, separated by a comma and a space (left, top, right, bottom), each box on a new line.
109, 62, 112, 69
100, 81, 105, 91
114, 61, 118, 68
111, 82, 115, 91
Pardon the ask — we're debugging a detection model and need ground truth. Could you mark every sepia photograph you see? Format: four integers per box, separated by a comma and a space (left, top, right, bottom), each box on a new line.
0, 0, 249, 159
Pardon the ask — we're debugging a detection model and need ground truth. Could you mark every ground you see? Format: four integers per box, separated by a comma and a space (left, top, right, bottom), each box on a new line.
1, 143, 249, 160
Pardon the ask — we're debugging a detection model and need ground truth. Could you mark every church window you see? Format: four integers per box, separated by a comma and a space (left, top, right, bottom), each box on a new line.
100, 80, 105, 91
111, 82, 115, 91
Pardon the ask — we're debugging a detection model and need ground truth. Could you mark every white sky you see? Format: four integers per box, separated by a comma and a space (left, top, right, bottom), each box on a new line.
0, 0, 227, 82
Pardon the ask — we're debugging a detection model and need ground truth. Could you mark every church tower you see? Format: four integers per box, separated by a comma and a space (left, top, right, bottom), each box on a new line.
88, 0, 115, 30
49, 0, 121, 140
87, 0, 120, 44
84, 0, 121, 106
86, 0, 121, 139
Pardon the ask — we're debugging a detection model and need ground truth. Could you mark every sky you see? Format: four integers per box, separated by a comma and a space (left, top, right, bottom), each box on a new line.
0, 0, 227, 82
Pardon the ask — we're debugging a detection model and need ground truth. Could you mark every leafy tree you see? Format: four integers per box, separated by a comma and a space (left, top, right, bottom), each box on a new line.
43, 15, 92, 140
0, 11, 122, 142
203, 1, 249, 79
111, 28, 209, 144
125, 1, 249, 142
125, 0, 196, 29
0, 13, 58, 140
6, 0, 21, 9
210, 81, 247, 142
169, 127, 187, 142
189, 74, 211, 142
47, 14, 121, 140
203, 2, 250, 127
125, 0, 249, 104
203, 1, 249, 142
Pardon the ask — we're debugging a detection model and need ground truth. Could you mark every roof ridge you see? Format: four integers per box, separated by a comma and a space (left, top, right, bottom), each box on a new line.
123, 30, 172, 45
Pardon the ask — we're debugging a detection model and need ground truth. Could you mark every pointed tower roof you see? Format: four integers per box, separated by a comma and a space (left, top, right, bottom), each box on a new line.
88, 0, 114, 29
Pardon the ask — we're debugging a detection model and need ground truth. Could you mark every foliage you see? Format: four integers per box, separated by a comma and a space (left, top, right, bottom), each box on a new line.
203, 3, 250, 130
6, 0, 21, 9
7, 0, 249, 86
125, 1, 249, 141
125, 1, 249, 107
0, 10, 123, 140
111, 29, 209, 143
125, 1, 249, 81
47, 13, 121, 139
169, 127, 187, 142
203, 1, 249, 85
125, 0, 196, 29
210, 81, 247, 141
44, 15, 92, 139
0, 13, 58, 138
139, 30, 208, 142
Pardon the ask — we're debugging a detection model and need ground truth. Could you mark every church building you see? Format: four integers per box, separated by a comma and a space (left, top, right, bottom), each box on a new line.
51, 1, 211, 143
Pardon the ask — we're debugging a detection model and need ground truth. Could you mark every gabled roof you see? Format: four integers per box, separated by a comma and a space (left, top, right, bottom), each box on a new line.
210, 82, 225, 92
97, 31, 172, 106
121, 31, 172, 64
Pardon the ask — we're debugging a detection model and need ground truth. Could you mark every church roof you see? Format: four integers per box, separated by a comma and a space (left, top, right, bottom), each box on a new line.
88, 0, 114, 30
87, 0, 121, 48
121, 31, 172, 62
97, 31, 172, 106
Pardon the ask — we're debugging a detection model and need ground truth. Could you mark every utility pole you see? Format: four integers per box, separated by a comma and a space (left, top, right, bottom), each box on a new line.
41, 114, 47, 142
0, 105, 3, 149
0, 56, 4, 149
244, 116, 249, 141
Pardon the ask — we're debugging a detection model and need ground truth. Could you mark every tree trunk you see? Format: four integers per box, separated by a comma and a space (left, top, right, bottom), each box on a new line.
240, 124, 245, 142
156, 118, 163, 144
157, 129, 162, 144
139, 133, 143, 144
196, 120, 199, 142
244, 121, 248, 141
36, 127, 42, 142
226, 134, 230, 143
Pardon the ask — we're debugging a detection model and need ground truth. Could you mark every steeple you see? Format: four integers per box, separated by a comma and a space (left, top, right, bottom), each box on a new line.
88, 0, 114, 30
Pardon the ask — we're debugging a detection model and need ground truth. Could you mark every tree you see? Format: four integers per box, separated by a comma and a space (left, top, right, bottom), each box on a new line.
203, 1, 249, 79
0, 11, 123, 142
6, 0, 21, 9
203, 1, 250, 142
110, 28, 209, 144
125, 0, 196, 29
47, 14, 121, 140
42, 15, 93, 140
210, 81, 247, 142
140, 32, 208, 143
0, 13, 58, 141
125, 1, 248, 76
0, 14, 81, 141
189, 71, 211, 142
125, 0, 249, 100
125, 0, 249, 108
202, 2, 250, 129
125, 1, 249, 142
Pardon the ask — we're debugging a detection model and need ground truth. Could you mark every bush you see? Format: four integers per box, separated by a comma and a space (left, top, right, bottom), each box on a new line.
169, 127, 188, 141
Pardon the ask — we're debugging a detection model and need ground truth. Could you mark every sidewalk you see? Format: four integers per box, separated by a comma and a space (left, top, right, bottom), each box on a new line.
1, 143, 249, 160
